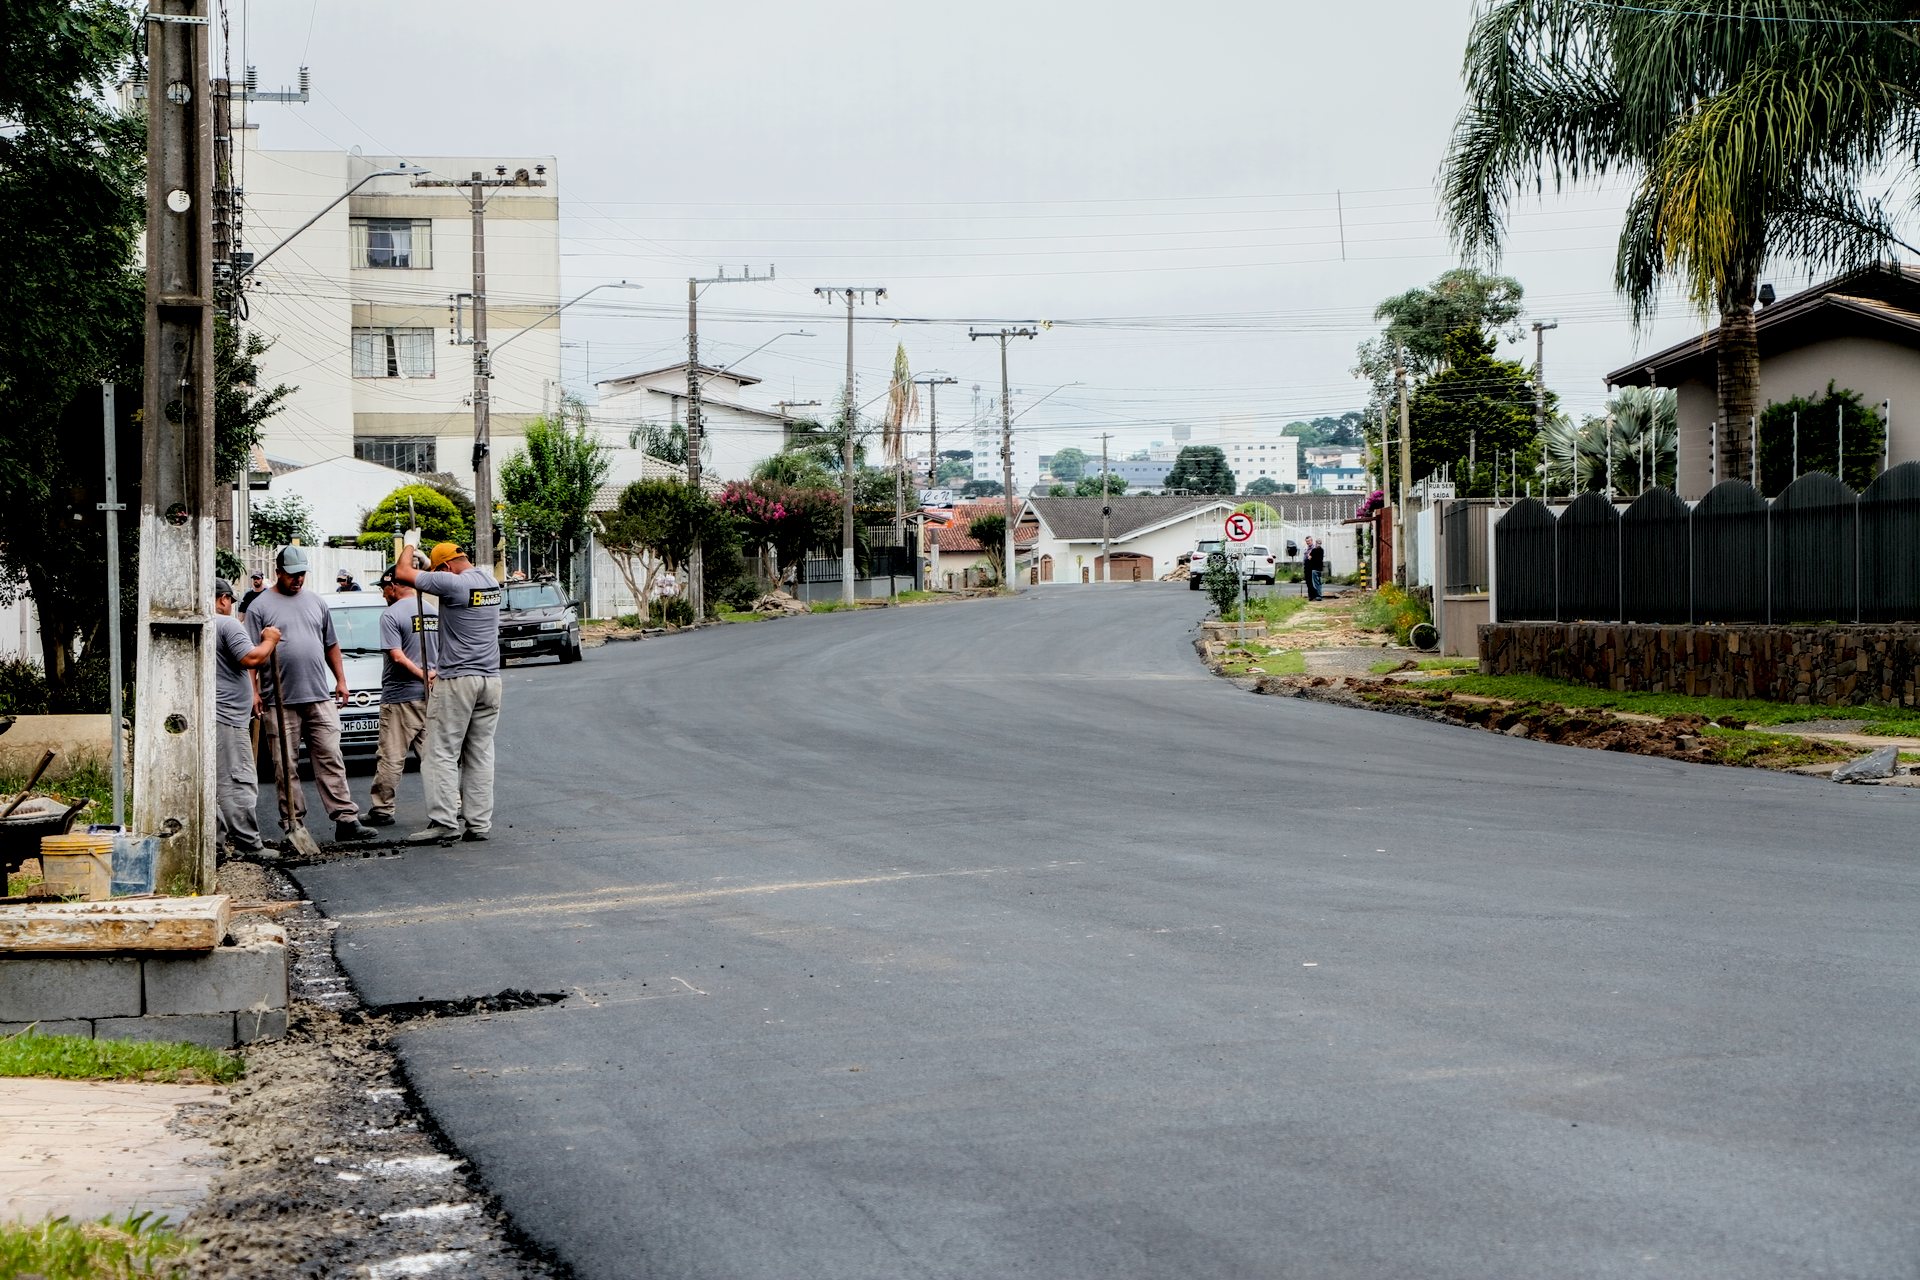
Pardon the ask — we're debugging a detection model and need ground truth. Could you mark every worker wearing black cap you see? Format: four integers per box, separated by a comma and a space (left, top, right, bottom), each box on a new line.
213, 578, 279, 854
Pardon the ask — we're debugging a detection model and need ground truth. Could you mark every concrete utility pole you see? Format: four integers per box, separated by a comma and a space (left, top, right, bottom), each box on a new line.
413, 165, 546, 576
1532, 320, 1558, 448
1100, 432, 1112, 583
913, 374, 958, 488
684, 267, 774, 618
1395, 358, 1412, 587
1377, 400, 1391, 586
137, 0, 217, 892
816, 286, 887, 606
970, 327, 1038, 590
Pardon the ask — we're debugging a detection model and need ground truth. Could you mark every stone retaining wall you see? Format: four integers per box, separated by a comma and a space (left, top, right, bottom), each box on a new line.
0, 921, 288, 1048
1479, 622, 1920, 706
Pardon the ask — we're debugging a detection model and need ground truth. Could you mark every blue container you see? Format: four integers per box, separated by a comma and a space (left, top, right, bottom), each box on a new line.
109, 834, 157, 896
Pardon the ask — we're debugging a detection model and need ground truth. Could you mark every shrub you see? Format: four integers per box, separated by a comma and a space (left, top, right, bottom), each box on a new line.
1353, 584, 1432, 645
0, 658, 51, 715
215, 547, 246, 583
648, 597, 695, 627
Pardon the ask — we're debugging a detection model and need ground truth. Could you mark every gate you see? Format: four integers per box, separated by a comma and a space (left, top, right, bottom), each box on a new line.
1859, 461, 1920, 623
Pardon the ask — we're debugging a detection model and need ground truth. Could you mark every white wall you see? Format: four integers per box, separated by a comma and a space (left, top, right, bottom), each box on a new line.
266, 457, 424, 540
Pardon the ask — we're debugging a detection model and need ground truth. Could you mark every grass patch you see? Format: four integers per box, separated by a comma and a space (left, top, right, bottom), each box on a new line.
808, 600, 856, 613
1351, 585, 1431, 644
1426, 672, 1920, 737
0, 1212, 194, 1280
0, 1029, 242, 1085
1217, 646, 1306, 678
1370, 656, 1477, 675
1702, 726, 1849, 769
1222, 594, 1308, 627
0, 759, 112, 824
891, 590, 942, 604
715, 607, 765, 623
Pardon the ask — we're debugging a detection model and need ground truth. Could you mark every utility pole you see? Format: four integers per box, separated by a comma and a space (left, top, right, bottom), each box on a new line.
970, 327, 1038, 590
413, 165, 546, 577
682, 267, 775, 619
137, 0, 217, 892
817, 286, 887, 605
913, 374, 958, 488
1100, 432, 1112, 583
1395, 358, 1412, 587
1532, 321, 1559, 452
1377, 400, 1391, 587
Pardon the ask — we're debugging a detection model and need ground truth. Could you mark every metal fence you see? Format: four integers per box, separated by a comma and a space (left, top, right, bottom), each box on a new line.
1493, 462, 1920, 624
1443, 501, 1489, 593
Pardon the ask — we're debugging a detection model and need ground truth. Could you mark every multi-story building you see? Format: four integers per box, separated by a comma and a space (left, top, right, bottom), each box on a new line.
589, 363, 798, 486
1196, 419, 1301, 490
239, 146, 561, 488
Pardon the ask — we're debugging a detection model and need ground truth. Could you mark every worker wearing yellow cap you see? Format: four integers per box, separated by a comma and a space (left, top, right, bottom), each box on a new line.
393, 537, 502, 846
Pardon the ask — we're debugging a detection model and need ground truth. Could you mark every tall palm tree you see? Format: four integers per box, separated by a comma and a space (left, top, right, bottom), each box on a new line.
1541, 385, 1678, 495
1443, 0, 1920, 478
883, 343, 919, 536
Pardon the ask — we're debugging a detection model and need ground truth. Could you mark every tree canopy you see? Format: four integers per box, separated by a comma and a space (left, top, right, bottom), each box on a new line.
1244, 476, 1285, 496
1757, 382, 1885, 495
357, 484, 469, 552
1163, 446, 1237, 495
1049, 448, 1088, 482
1406, 329, 1542, 492
251, 494, 322, 549
596, 479, 735, 612
499, 403, 611, 581
967, 513, 1007, 582
960, 478, 1003, 499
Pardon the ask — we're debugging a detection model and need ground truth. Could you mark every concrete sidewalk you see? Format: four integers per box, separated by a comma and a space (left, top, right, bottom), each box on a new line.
0, 1078, 227, 1226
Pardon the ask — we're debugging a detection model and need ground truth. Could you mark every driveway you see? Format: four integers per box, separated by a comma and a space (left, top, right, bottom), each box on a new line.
291, 585, 1920, 1280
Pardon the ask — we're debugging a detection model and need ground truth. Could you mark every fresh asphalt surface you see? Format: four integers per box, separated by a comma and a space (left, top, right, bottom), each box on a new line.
287, 586, 1919, 1280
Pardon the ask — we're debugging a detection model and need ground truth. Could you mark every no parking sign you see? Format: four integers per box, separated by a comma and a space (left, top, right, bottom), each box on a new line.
1224, 512, 1255, 542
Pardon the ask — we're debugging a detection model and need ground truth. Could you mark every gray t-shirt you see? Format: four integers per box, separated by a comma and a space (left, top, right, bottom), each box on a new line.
213, 614, 256, 729
379, 597, 439, 704
413, 567, 500, 678
244, 586, 338, 706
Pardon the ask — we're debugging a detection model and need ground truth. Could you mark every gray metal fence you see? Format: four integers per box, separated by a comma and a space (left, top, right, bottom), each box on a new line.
1443, 501, 1489, 594
1493, 462, 1920, 624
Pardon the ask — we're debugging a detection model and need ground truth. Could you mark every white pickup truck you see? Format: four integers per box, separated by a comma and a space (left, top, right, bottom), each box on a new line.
1184, 540, 1277, 589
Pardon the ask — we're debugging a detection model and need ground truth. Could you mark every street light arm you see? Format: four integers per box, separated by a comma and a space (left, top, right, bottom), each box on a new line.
239, 164, 428, 281
491, 281, 644, 357
697, 330, 811, 385
1009, 381, 1083, 425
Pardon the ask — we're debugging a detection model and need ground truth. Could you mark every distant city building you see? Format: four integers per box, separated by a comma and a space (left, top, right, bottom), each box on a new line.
590, 363, 798, 485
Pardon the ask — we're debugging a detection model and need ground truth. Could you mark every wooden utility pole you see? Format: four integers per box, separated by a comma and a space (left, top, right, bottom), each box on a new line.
970, 327, 1038, 590
816, 286, 887, 605
413, 166, 546, 575
137, 0, 218, 892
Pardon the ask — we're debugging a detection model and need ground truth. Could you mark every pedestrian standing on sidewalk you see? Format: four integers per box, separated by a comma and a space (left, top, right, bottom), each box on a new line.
1306, 537, 1327, 601
365, 564, 438, 828
393, 539, 502, 846
213, 578, 280, 855
245, 545, 379, 844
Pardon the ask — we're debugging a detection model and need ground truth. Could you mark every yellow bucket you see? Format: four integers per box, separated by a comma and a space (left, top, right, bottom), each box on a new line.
39, 832, 114, 901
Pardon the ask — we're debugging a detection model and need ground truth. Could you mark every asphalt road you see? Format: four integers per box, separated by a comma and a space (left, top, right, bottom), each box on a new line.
292, 586, 1920, 1280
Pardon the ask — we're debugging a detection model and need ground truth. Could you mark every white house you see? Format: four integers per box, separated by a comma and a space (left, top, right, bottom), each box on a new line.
1023, 496, 1239, 583
591, 363, 799, 483
240, 143, 561, 489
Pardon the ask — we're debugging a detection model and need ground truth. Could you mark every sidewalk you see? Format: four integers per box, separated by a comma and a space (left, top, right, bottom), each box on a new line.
0, 1077, 227, 1225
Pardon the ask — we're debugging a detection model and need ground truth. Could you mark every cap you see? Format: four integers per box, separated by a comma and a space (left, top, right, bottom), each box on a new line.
214, 577, 235, 599
276, 545, 310, 574
336, 570, 352, 581
428, 542, 462, 570
249, 571, 263, 581
377, 565, 399, 587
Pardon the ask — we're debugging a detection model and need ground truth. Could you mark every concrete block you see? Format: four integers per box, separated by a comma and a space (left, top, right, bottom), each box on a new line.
93, 1012, 236, 1050
0, 956, 142, 1023
0, 1019, 93, 1037
234, 1007, 288, 1044
143, 943, 288, 1016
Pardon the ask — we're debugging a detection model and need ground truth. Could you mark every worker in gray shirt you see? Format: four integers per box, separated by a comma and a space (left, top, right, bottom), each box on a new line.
213, 578, 280, 854
245, 545, 379, 844
393, 538, 502, 845
366, 564, 438, 826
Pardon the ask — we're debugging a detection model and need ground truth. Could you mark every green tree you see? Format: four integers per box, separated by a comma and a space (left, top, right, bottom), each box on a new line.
499, 402, 611, 589
967, 513, 1007, 583
250, 494, 321, 548
1245, 476, 1283, 496
0, 1, 143, 699
1442, 0, 1920, 462
1757, 382, 1885, 495
1408, 330, 1542, 492
214, 313, 293, 486
1050, 447, 1088, 482
960, 478, 1003, 499
1541, 386, 1677, 495
356, 484, 469, 552
628, 420, 688, 466
416, 472, 477, 535
1163, 446, 1236, 495
1353, 268, 1526, 407
1073, 473, 1127, 497
596, 479, 733, 615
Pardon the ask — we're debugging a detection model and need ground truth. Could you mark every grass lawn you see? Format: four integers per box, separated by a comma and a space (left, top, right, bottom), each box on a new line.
1222, 595, 1308, 627
891, 590, 942, 604
1370, 657, 1478, 675
0, 1029, 242, 1085
0, 1213, 194, 1280
1425, 672, 1920, 737
808, 600, 854, 613
1218, 647, 1307, 678
0, 759, 112, 822
1701, 726, 1848, 769
714, 607, 766, 623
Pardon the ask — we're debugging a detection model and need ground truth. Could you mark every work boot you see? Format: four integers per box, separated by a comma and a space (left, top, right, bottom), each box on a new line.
365, 812, 395, 827
404, 824, 459, 847
334, 817, 378, 843
461, 829, 489, 843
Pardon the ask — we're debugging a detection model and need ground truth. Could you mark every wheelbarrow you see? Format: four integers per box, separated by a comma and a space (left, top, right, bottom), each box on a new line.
0, 797, 91, 884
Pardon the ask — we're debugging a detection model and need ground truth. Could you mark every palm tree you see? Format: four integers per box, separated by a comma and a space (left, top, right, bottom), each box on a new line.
1541, 386, 1678, 495
1443, 0, 1920, 479
883, 344, 919, 536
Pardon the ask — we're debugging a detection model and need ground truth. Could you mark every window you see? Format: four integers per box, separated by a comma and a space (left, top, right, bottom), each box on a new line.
352, 327, 435, 378
350, 217, 432, 269
353, 436, 437, 474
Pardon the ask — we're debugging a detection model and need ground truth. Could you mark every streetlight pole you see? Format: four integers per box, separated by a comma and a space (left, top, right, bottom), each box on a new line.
817, 286, 886, 606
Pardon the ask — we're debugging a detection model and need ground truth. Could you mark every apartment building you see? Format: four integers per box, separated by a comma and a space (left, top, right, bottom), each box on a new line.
239, 145, 561, 489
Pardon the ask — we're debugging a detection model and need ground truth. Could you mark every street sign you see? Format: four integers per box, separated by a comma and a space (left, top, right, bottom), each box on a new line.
1224, 512, 1255, 542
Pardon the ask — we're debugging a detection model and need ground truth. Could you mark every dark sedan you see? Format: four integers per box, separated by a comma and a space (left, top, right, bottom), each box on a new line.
497, 579, 583, 664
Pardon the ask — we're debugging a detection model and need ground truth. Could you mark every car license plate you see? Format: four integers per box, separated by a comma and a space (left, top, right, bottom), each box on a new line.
342, 717, 377, 734
507, 638, 536, 649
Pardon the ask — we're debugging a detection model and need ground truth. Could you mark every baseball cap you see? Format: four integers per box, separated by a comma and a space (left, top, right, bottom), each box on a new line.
335, 569, 352, 582
214, 577, 235, 599
249, 571, 263, 581
377, 565, 399, 587
276, 545, 310, 574
428, 542, 462, 570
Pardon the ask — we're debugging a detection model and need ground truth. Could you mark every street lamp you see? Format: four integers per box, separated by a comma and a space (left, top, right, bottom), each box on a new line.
238, 163, 431, 281
491, 280, 645, 357
698, 330, 813, 384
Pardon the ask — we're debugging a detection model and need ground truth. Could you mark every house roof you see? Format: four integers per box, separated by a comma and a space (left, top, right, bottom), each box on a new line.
1608, 263, 1920, 387
1026, 495, 1237, 543
587, 457, 723, 511
596, 362, 762, 391
926, 500, 1038, 551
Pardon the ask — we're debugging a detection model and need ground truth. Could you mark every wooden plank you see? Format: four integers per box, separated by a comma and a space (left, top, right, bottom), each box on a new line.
0, 896, 230, 953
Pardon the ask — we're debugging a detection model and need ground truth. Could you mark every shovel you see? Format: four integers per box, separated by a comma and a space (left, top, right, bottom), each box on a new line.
0, 749, 57, 820
267, 651, 322, 859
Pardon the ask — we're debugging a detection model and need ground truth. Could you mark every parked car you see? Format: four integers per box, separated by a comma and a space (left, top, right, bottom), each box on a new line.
1184, 539, 1275, 588
497, 578, 583, 664
258, 590, 389, 780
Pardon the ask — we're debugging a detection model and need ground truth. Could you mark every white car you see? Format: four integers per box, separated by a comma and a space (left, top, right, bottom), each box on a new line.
1185, 540, 1276, 588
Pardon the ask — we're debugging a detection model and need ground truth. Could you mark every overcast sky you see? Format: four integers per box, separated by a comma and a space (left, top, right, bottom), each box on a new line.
228, 0, 1826, 456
